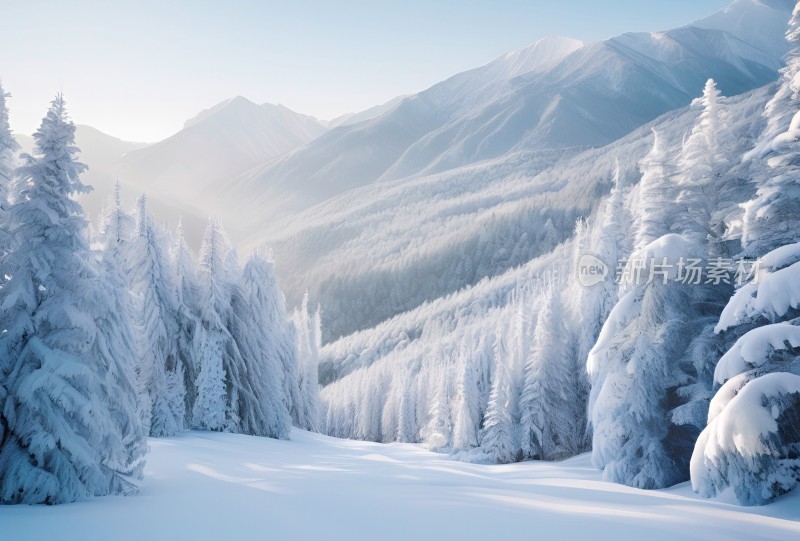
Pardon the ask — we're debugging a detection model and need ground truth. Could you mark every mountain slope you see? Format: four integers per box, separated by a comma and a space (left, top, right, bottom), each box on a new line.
16, 124, 148, 171
693, 0, 794, 59
216, 1, 790, 227
222, 36, 585, 218
113, 96, 327, 202
266, 84, 771, 342
328, 95, 409, 129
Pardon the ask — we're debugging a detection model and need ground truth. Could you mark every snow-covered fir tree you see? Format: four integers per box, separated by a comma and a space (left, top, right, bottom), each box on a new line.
451, 341, 481, 450
242, 247, 303, 435
479, 332, 516, 463
588, 234, 703, 489
693, 243, 800, 503
190, 218, 301, 437
692, 372, 800, 505
634, 131, 675, 253
0, 81, 19, 208
171, 219, 201, 425
97, 179, 134, 250
519, 284, 580, 460
0, 95, 146, 504
292, 293, 322, 432
232, 251, 293, 439
689, 5, 800, 504
423, 368, 452, 451
192, 218, 236, 431
396, 366, 419, 443
0, 81, 20, 280
742, 3, 800, 257
676, 79, 730, 251
128, 194, 186, 437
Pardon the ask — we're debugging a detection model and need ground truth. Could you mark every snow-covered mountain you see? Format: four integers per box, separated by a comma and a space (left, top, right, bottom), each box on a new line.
693, 0, 794, 59
16, 124, 148, 177
214, 1, 790, 228
221, 36, 585, 218
215, 0, 792, 342
112, 96, 327, 203
327, 95, 409, 129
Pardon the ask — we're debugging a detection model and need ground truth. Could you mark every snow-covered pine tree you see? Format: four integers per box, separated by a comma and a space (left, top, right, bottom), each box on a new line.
0, 81, 19, 208
519, 285, 580, 460
240, 246, 302, 434
396, 366, 419, 443
690, 7, 800, 504
479, 332, 516, 463
193, 218, 294, 436
424, 371, 452, 451
565, 171, 628, 452
309, 307, 322, 429
693, 240, 800, 503
634, 131, 675, 253
676, 79, 730, 252
588, 235, 701, 489
0, 81, 20, 285
451, 337, 481, 450
292, 293, 322, 431
97, 179, 134, 250
192, 218, 235, 431
128, 194, 186, 437
172, 220, 201, 425
691, 372, 800, 505
232, 251, 293, 439
583, 164, 626, 331
586, 119, 715, 488
741, 3, 800, 256
0, 95, 146, 504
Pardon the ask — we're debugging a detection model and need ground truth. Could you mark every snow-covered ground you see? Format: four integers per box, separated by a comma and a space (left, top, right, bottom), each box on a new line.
2, 429, 798, 541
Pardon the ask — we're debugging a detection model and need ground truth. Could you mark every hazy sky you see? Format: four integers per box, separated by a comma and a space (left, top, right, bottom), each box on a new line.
1, 0, 731, 142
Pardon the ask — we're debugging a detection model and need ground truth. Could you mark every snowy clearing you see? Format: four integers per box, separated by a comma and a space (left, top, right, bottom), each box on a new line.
2, 429, 799, 541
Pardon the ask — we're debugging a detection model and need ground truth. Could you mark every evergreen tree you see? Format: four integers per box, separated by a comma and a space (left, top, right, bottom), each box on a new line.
240, 247, 302, 434
396, 366, 418, 443
742, 3, 800, 256
0, 82, 20, 280
451, 341, 480, 450
292, 293, 322, 432
424, 369, 452, 451
0, 81, 19, 208
519, 286, 578, 460
572, 164, 627, 376
172, 220, 201, 425
634, 131, 675, 253
588, 278, 698, 488
97, 179, 134, 249
676, 79, 729, 251
192, 218, 235, 431
0, 95, 146, 503
128, 194, 186, 437
233, 251, 293, 439
480, 332, 516, 463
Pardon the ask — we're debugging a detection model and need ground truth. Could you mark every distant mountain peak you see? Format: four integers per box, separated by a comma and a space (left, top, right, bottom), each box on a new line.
488, 35, 584, 79
183, 95, 262, 129
691, 0, 794, 58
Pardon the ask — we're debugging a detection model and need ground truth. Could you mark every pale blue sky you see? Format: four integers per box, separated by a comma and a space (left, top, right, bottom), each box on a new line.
0, 0, 731, 142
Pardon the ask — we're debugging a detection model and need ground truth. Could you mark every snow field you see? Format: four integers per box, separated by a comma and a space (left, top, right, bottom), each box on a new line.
2, 430, 799, 541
